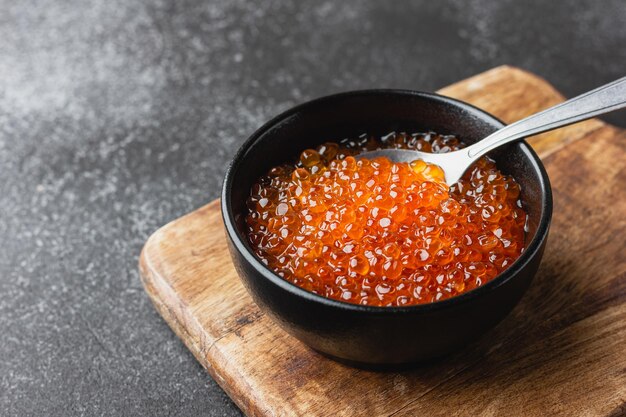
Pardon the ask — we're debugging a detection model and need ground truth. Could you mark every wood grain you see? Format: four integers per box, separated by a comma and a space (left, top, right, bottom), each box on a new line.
139, 66, 626, 417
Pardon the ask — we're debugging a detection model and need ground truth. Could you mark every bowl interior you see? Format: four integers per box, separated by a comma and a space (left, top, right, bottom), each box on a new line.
224, 90, 550, 306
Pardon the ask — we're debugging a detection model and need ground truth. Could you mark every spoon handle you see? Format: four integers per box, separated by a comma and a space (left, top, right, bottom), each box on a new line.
466, 76, 626, 159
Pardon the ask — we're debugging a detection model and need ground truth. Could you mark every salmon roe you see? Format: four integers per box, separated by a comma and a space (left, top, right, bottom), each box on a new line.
245, 132, 527, 306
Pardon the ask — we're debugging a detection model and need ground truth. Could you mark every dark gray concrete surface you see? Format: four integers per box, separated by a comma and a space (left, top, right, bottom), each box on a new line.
1, 0, 624, 415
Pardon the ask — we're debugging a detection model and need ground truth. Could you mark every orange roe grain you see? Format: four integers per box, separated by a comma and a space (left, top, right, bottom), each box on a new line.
246, 132, 527, 306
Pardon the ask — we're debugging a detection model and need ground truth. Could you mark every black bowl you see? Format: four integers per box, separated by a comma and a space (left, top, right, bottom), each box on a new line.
221, 90, 552, 367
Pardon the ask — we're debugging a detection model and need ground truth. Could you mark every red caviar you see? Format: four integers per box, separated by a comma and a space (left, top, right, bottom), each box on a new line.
246, 132, 527, 306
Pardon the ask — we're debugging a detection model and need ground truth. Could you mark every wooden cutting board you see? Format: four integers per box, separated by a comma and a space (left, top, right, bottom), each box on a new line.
139, 66, 626, 417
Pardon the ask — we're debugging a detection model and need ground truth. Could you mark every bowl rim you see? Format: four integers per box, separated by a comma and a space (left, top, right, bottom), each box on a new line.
221, 89, 553, 315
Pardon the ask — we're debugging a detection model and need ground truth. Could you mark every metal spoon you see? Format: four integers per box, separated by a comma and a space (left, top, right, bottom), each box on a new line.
360, 76, 626, 186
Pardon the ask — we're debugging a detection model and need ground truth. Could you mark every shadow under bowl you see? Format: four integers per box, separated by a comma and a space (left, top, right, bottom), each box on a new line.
221, 90, 552, 367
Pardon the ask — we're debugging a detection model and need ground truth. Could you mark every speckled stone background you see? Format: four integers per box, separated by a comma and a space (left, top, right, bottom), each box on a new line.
1, 0, 625, 415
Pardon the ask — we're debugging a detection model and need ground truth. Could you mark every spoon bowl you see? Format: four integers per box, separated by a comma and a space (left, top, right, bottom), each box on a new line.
356, 147, 472, 186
